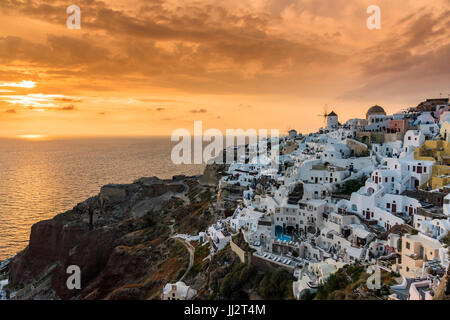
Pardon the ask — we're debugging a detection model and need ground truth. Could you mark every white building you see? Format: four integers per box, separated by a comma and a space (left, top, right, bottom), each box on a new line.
404, 130, 425, 153
230, 206, 264, 233
416, 218, 450, 240
305, 163, 350, 191
162, 282, 197, 300
444, 193, 450, 216
207, 224, 231, 251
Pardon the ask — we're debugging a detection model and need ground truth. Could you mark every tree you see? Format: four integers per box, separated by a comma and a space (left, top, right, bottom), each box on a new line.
257, 269, 294, 299
341, 177, 367, 195
239, 265, 256, 283
315, 272, 349, 300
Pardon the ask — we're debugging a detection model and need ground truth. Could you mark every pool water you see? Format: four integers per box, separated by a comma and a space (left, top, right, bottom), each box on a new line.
276, 234, 292, 242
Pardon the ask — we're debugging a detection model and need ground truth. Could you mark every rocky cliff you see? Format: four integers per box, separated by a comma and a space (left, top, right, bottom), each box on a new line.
6, 167, 227, 300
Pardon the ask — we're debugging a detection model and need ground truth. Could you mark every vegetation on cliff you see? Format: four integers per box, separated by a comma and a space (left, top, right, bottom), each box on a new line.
6, 172, 220, 300
306, 265, 398, 300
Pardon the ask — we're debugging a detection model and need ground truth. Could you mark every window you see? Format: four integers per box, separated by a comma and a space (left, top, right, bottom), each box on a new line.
406, 242, 410, 250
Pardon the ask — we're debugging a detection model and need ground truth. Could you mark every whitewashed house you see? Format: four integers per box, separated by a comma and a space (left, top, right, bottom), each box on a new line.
207, 225, 231, 251
162, 282, 197, 300
404, 130, 425, 153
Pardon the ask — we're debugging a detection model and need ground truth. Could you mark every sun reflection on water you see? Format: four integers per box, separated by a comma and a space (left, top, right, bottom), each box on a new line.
16, 134, 48, 140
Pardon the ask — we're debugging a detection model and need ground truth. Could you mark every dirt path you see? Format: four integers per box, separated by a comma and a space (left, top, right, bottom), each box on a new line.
172, 236, 195, 282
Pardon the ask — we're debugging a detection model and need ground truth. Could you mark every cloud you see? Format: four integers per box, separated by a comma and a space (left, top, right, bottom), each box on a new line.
0, 80, 35, 88
190, 108, 207, 113
54, 97, 83, 103
0, 0, 449, 136
58, 104, 76, 111
4, 108, 16, 113
238, 104, 253, 109
340, 8, 450, 101
0, 0, 346, 95
0, 93, 62, 108
0, 35, 111, 71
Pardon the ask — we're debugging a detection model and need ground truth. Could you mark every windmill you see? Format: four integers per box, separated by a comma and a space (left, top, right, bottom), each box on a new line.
284, 124, 295, 136
318, 104, 329, 127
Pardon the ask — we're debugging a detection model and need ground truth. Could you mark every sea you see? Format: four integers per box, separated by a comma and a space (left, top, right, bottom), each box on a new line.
0, 137, 206, 260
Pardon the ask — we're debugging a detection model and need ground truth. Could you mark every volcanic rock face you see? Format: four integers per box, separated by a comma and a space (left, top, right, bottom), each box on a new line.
7, 174, 218, 300
10, 211, 86, 286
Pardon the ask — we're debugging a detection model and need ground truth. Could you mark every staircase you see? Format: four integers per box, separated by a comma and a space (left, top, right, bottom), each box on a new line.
359, 244, 370, 263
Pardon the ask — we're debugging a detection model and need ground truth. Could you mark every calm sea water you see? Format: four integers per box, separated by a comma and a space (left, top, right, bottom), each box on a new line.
0, 137, 205, 260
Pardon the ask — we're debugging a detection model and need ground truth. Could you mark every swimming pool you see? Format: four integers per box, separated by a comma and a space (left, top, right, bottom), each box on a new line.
276, 233, 292, 242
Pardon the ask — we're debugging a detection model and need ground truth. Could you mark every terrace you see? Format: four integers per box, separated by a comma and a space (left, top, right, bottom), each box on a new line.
253, 251, 301, 270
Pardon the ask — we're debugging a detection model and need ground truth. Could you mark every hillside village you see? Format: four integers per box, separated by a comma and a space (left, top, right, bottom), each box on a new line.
166, 98, 450, 301
2, 99, 450, 301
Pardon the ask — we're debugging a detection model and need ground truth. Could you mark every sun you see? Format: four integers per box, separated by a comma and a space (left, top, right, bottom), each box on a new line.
16, 134, 48, 140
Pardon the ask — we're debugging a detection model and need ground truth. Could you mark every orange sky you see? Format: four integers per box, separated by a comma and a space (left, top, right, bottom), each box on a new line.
0, 0, 449, 137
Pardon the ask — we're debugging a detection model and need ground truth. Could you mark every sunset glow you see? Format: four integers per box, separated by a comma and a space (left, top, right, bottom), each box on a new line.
0, 0, 449, 137
0, 80, 36, 88
16, 134, 47, 140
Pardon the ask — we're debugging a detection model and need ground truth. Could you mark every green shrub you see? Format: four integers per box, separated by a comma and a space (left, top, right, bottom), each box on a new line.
257, 269, 294, 300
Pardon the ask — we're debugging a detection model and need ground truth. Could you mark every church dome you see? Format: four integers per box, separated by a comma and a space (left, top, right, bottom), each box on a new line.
366, 105, 386, 119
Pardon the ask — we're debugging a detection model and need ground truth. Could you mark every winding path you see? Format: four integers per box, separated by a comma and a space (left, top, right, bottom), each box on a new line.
171, 236, 195, 282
